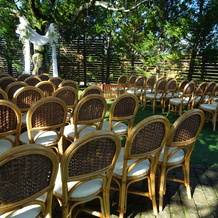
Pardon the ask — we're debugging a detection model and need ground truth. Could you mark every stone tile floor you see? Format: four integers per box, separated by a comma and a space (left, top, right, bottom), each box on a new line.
53, 164, 218, 218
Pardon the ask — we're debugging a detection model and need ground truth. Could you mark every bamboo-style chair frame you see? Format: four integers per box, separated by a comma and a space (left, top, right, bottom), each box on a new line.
158, 109, 205, 212
38, 73, 51, 81
54, 130, 121, 218
80, 85, 103, 99
112, 115, 170, 217
58, 80, 79, 91
16, 73, 31, 81
35, 81, 56, 97
5, 81, 27, 100
0, 144, 58, 217
24, 76, 42, 86
0, 76, 16, 90
0, 100, 22, 152
0, 88, 8, 100
110, 75, 128, 98
49, 77, 63, 89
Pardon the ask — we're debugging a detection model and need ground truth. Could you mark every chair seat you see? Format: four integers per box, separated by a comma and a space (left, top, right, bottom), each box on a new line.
20, 130, 58, 145
113, 149, 150, 177
64, 124, 97, 139
54, 165, 103, 198
170, 97, 189, 105
159, 147, 185, 163
146, 93, 163, 99
0, 135, 15, 153
126, 89, 141, 95
102, 121, 128, 134
165, 92, 174, 98
200, 102, 218, 111
1, 194, 46, 218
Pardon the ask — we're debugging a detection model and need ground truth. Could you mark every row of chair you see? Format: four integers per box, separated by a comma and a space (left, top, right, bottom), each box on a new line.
0, 108, 205, 217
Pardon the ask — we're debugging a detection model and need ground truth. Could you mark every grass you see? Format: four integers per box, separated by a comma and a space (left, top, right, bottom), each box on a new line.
106, 98, 218, 167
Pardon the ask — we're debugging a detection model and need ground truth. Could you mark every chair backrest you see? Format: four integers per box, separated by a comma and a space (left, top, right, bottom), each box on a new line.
195, 81, 208, 95
35, 81, 56, 97
24, 76, 42, 86
12, 86, 44, 113
182, 81, 195, 98
80, 86, 103, 99
0, 144, 58, 217
123, 115, 170, 174
17, 73, 31, 81
165, 78, 177, 93
26, 97, 67, 145
146, 76, 156, 90
0, 100, 22, 147
59, 130, 121, 206
109, 93, 138, 133
0, 73, 12, 79
38, 73, 50, 81
178, 79, 189, 92
128, 75, 137, 85
52, 86, 78, 110
49, 77, 63, 89
0, 77, 16, 90
5, 81, 27, 100
72, 94, 107, 139
134, 76, 146, 89
165, 109, 205, 156
204, 81, 216, 96
154, 78, 167, 93
117, 75, 128, 85
0, 88, 8, 100
58, 80, 79, 91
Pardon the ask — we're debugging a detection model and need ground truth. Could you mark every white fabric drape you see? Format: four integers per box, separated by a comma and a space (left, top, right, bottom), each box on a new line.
16, 16, 59, 76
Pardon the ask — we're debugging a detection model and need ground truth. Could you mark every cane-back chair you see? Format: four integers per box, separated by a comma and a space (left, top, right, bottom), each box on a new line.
16, 73, 31, 81
110, 75, 128, 98
49, 77, 63, 89
158, 109, 205, 212
5, 81, 27, 100
102, 93, 139, 138
176, 79, 189, 97
126, 75, 137, 90
201, 81, 217, 104
59, 80, 79, 91
166, 81, 195, 117
0, 144, 58, 217
144, 75, 156, 94
0, 100, 22, 153
19, 97, 68, 155
35, 81, 56, 97
112, 115, 170, 217
0, 88, 8, 100
80, 86, 103, 99
54, 130, 121, 218
38, 73, 50, 81
24, 76, 42, 86
63, 94, 107, 142
0, 76, 16, 90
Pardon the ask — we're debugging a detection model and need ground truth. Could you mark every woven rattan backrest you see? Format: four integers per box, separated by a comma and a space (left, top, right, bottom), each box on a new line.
0, 73, 12, 79
155, 78, 167, 93
0, 144, 58, 214
117, 75, 128, 84
0, 89, 8, 100
128, 75, 137, 85
35, 81, 56, 97
52, 86, 78, 109
17, 74, 31, 81
63, 130, 121, 181
135, 76, 146, 89
49, 77, 63, 89
24, 76, 42, 86
169, 109, 205, 146
146, 76, 156, 89
166, 79, 177, 92
38, 73, 50, 81
80, 86, 103, 99
5, 81, 27, 100
0, 77, 16, 90
12, 86, 44, 113
73, 94, 106, 124
178, 79, 189, 91
182, 81, 195, 97
125, 115, 170, 159
59, 80, 79, 91
195, 81, 207, 95
204, 81, 216, 96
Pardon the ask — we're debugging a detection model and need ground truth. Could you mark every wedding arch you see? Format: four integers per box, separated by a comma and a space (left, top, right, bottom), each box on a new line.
16, 16, 59, 77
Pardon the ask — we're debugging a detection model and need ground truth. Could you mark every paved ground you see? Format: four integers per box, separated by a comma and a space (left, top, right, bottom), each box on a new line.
53, 164, 218, 218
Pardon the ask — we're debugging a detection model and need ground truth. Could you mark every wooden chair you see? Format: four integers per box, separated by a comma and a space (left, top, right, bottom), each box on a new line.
53, 130, 121, 218
0, 100, 22, 153
126, 75, 137, 90
59, 79, 79, 91
16, 73, 31, 81
52, 86, 78, 123
143, 78, 167, 113
12, 86, 44, 126
38, 73, 51, 81
201, 81, 217, 104
49, 76, 63, 89
158, 109, 205, 212
144, 75, 156, 94
110, 75, 128, 98
63, 94, 107, 142
80, 85, 103, 99
102, 93, 139, 138
0, 73, 12, 78
112, 115, 170, 217
176, 79, 189, 97
166, 81, 195, 117
5, 81, 27, 100
19, 97, 68, 155
24, 76, 42, 86
0, 88, 8, 100
0, 144, 58, 217
35, 81, 56, 97
0, 76, 16, 90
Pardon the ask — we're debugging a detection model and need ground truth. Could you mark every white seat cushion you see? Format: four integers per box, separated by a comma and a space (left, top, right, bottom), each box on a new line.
102, 121, 128, 134
146, 93, 163, 99
113, 149, 150, 178
200, 103, 217, 111
20, 131, 58, 145
170, 98, 189, 105
64, 124, 97, 139
0, 135, 15, 153
54, 165, 103, 198
159, 147, 185, 163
